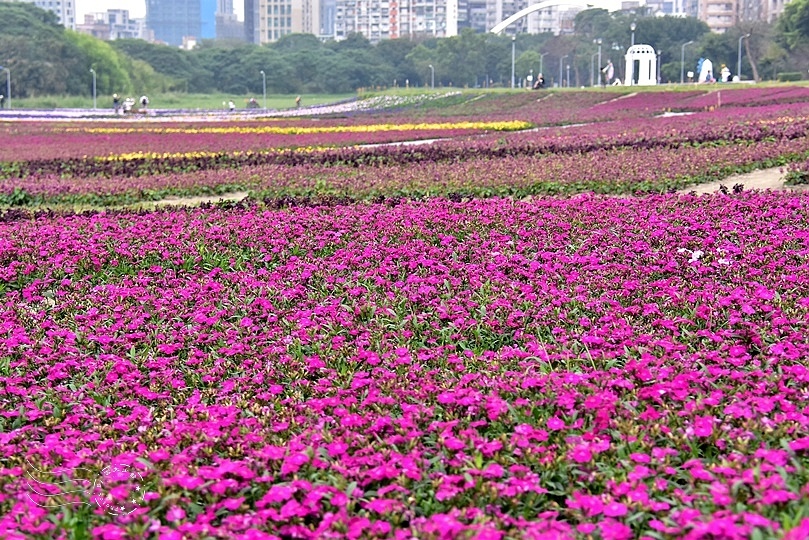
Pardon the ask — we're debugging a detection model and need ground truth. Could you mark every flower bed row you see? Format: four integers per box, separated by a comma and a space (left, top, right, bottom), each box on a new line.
671, 85, 809, 111
1, 194, 808, 538
368, 86, 809, 125
2, 135, 806, 207
0, 123, 527, 163
3, 102, 809, 182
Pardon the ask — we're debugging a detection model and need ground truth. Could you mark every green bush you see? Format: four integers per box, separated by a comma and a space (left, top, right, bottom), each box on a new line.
777, 72, 803, 82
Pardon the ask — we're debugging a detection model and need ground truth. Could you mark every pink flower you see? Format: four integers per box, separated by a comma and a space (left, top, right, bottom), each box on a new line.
364, 498, 400, 514
569, 446, 592, 463
547, 416, 565, 430
166, 506, 186, 521
577, 523, 597, 534
221, 497, 244, 510
279, 499, 305, 519
630, 453, 650, 464
444, 437, 466, 451
784, 518, 809, 540
280, 452, 309, 475
174, 476, 204, 490
789, 437, 809, 452
693, 416, 714, 437
603, 502, 628, 518
483, 463, 504, 478
600, 519, 633, 540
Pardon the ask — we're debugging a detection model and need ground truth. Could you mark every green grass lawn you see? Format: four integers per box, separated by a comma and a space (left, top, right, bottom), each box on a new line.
10, 92, 358, 111
11, 81, 809, 111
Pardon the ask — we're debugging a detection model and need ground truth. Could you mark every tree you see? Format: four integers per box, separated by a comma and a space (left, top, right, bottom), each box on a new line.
112, 39, 214, 92
65, 31, 134, 96
777, 0, 809, 50
0, 2, 86, 97
574, 9, 613, 40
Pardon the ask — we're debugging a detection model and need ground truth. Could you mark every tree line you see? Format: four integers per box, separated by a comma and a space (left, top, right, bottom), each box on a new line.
3, 1, 809, 99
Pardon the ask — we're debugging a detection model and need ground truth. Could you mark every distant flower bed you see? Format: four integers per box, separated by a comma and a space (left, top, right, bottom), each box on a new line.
3, 102, 808, 183
0, 121, 530, 162
669, 85, 809, 110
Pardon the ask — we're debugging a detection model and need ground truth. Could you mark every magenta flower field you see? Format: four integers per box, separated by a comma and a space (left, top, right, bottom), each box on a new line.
1, 86, 809, 539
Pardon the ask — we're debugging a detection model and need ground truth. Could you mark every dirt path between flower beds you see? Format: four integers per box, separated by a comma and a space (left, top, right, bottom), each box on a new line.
138, 167, 808, 208
151, 191, 249, 207
678, 167, 809, 194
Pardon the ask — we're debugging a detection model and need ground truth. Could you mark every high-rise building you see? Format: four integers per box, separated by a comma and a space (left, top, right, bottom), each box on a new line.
2, 0, 76, 29
201, 0, 217, 37
334, 0, 458, 43
244, 0, 321, 43
695, 0, 788, 31
245, 0, 261, 41
698, 0, 735, 31
484, 0, 527, 35
320, 0, 336, 36
76, 9, 146, 40
146, 0, 202, 46
141, 0, 220, 44
215, 0, 244, 39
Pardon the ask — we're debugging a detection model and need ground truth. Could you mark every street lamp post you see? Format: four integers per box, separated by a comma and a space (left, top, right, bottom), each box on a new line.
0, 66, 9, 109
260, 70, 266, 109
559, 55, 567, 88
428, 64, 434, 89
680, 40, 694, 84
511, 36, 516, 89
591, 52, 600, 87
737, 33, 750, 81
90, 68, 97, 110
630, 21, 636, 47
566, 63, 570, 88
539, 52, 548, 78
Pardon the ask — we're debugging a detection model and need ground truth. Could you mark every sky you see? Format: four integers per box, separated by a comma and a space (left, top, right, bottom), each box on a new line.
75, 1, 244, 22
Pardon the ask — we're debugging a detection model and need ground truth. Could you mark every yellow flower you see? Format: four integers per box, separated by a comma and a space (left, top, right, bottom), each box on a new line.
71, 121, 532, 136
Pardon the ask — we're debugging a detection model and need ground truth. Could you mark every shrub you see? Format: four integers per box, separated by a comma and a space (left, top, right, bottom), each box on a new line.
777, 72, 803, 82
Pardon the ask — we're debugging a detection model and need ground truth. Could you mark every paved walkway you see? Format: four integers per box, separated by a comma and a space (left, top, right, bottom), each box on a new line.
678, 167, 809, 195
152, 191, 249, 207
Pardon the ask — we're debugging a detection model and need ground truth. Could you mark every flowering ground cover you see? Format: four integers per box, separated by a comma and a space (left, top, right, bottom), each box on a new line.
671, 85, 809, 111
1, 193, 809, 538
0, 120, 529, 162
2, 135, 807, 207
3, 99, 809, 206
359, 86, 809, 125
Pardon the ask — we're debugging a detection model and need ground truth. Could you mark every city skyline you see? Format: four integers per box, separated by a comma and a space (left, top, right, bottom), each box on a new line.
76, 0, 244, 23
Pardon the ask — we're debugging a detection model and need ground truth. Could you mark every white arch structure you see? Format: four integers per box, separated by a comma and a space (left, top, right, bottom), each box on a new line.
489, 0, 605, 34
624, 44, 658, 85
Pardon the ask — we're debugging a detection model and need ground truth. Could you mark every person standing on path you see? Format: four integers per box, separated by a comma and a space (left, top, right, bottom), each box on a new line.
601, 60, 614, 86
